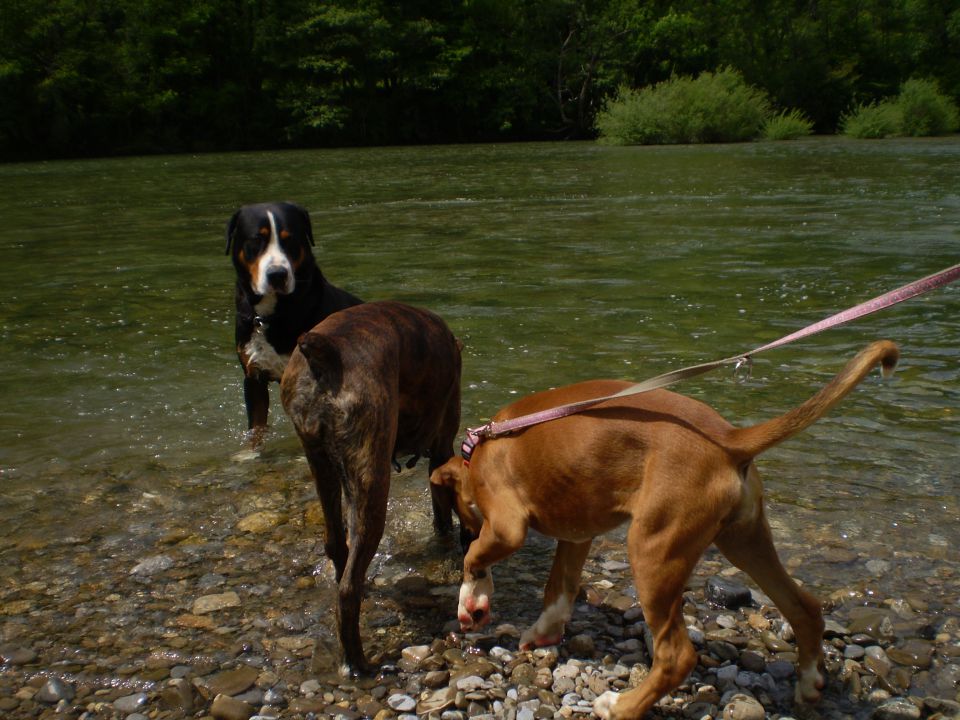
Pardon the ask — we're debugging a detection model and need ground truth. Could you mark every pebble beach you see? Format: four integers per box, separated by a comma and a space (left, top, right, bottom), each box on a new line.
1, 462, 958, 720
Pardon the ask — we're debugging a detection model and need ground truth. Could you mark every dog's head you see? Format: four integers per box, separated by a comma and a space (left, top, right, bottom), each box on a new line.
430, 456, 483, 537
226, 202, 316, 298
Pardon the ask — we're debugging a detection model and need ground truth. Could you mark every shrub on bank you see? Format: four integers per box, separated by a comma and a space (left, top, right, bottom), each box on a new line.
597, 68, 771, 145
896, 78, 959, 136
840, 101, 903, 138
762, 109, 814, 140
841, 78, 958, 138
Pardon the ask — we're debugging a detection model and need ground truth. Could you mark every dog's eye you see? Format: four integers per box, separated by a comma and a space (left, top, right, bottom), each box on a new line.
243, 237, 265, 256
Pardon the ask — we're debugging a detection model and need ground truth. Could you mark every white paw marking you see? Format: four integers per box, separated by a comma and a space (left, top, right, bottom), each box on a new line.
520, 594, 572, 648
594, 690, 619, 719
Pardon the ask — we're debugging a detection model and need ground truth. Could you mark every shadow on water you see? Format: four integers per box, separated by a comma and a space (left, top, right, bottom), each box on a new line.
0, 137, 958, 714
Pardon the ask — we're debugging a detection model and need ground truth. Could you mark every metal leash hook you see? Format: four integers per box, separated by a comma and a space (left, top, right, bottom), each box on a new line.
732, 355, 753, 382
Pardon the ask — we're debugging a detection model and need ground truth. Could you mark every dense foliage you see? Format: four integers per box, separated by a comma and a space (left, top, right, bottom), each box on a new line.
841, 78, 960, 138
1, 0, 958, 159
596, 68, 772, 144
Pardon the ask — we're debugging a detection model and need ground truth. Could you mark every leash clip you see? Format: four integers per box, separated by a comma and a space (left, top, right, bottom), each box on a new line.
732, 355, 753, 382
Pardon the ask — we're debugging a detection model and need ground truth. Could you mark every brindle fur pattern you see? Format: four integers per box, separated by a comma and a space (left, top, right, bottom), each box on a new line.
281, 300, 463, 674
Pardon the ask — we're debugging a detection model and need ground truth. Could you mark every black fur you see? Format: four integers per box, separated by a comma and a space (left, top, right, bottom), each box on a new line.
226, 201, 362, 435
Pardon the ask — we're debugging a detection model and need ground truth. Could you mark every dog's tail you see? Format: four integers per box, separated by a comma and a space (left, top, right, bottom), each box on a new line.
726, 340, 899, 460
297, 332, 344, 392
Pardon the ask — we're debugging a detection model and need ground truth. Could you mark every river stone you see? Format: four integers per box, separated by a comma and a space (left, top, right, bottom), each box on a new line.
872, 698, 921, 720
236, 511, 286, 533
847, 608, 895, 639
705, 576, 753, 610
160, 678, 195, 713
567, 633, 595, 656
387, 693, 417, 712
36, 678, 75, 703
130, 554, 174, 575
210, 693, 255, 720
721, 693, 765, 720
417, 687, 457, 714
206, 665, 260, 696
0, 646, 37, 665
886, 639, 934, 669
114, 692, 148, 713
399, 644, 432, 671
193, 591, 241, 614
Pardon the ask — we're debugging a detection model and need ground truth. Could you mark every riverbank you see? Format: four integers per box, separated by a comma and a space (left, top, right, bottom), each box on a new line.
1, 466, 958, 720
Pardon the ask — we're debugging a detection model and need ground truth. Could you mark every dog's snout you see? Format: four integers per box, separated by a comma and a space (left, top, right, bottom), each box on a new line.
266, 267, 289, 289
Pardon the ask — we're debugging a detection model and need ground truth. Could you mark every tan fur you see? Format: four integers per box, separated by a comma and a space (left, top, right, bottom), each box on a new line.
432, 340, 899, 719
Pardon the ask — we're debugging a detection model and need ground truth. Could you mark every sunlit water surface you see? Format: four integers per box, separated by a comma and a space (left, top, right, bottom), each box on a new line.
0, 138, 957, 655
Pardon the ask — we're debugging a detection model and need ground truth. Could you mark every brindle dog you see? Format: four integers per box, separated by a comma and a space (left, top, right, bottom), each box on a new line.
281, 300, 464, 674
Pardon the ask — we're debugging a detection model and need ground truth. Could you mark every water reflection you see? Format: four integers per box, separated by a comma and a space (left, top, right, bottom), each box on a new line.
0, 137, 957, 609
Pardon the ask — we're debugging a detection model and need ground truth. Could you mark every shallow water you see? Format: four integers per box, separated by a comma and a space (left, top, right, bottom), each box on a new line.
0, 138, 958, 662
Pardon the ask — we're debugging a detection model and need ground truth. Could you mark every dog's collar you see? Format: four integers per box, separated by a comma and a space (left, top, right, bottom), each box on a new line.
254, 314, 271, 328
460, 426, 487, 464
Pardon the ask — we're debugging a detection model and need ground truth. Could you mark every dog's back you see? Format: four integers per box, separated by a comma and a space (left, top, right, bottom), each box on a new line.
281, 301, 462, 460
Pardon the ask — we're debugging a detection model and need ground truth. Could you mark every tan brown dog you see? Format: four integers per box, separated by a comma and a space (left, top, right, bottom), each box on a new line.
281, 300, 464, 675
431, 340, 899, 719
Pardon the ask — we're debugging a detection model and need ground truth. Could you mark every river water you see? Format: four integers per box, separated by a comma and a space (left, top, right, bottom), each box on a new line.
0, 138, 958, 707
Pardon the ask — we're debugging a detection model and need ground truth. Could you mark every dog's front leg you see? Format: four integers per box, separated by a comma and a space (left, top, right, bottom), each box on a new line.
243, 376, 270, 444
457, 517, 526, 631
520, 539, 592, 649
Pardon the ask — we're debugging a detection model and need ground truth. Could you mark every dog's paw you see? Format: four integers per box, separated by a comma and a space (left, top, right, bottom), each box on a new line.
594, 690, 619, 719
457, 592, 491, 631
795, 663, 825, 704
457, 573, 494, 631
518, 628, 562, 651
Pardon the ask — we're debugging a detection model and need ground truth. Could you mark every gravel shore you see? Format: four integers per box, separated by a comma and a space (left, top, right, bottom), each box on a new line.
1, 468, 957, 720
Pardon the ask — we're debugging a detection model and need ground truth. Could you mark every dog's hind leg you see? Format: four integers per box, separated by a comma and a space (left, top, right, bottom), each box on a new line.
713, 471, 825, 704
336, 458, 391, 676
305, 450, 348, 579
520, 539, 592, 650
595, 514, 706, 719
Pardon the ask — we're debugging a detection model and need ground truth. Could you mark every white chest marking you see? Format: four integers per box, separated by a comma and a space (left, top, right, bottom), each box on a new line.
243, 327, 290, 381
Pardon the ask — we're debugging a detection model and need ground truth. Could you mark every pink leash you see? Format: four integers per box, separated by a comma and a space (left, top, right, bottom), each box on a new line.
461, 262, 960, 462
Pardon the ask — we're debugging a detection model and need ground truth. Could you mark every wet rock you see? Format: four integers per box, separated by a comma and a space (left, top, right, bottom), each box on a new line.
886, 639, 934, 669
399, 644, 432, 671
193, 591, 242, 614
205, 664, 260, 696
721, 692, 765, 720
387, 693, 416, 712
567, 633, 595, 656
705, 576, 753, 610
160, 678, 195, 713
237, 511, 286, 534
848, 608, 895, 639
130, 554, 174, 575
0, 646, 36, 665
210, 692, 256, 720
114, 692, 148, 713
35, 677, 74, 703
417, 687, 457, 714
872, 697, 922, 720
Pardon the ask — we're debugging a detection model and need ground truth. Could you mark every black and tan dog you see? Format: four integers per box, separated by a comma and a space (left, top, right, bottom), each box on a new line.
281, 300, 464, 674
431, 340, 899, 720
226, 202, 361, 443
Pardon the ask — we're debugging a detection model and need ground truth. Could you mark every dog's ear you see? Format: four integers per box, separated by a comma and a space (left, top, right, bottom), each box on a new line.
290, 202, 315, 247
225, 209, 240, 255
430, 457, 464, 490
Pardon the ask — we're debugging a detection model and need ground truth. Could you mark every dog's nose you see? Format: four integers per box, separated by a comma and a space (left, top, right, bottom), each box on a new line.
266, 267, 289, 289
